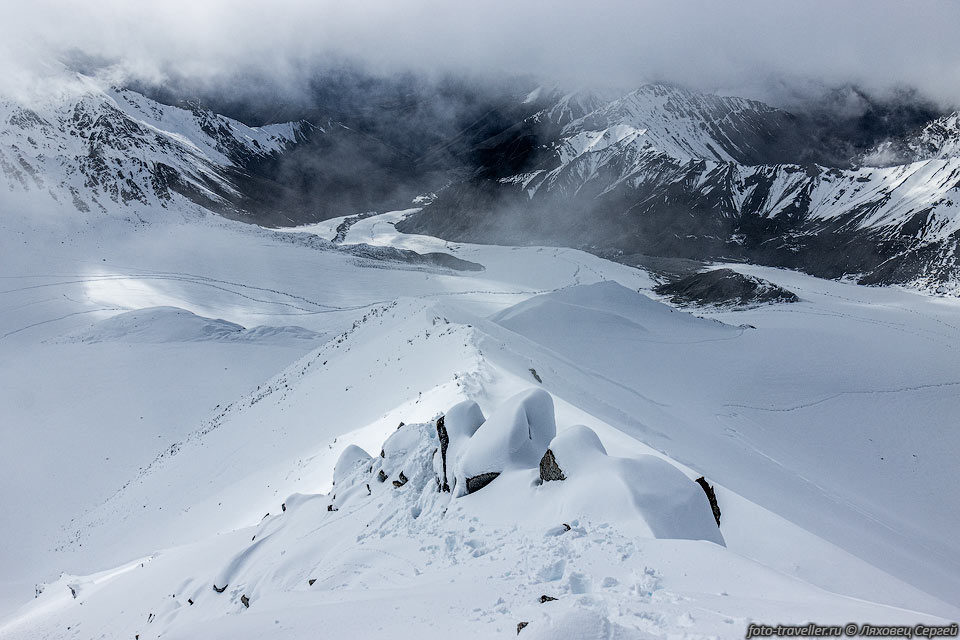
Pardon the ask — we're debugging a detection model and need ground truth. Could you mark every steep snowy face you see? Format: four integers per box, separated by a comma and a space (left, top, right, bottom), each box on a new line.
402, 84, 960, 293
559, 85, 791, 165
502, 84, 798, 201
0, 76, 309, 216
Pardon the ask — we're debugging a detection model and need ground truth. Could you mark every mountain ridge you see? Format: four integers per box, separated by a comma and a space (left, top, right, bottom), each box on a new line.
4, 74, 960, 294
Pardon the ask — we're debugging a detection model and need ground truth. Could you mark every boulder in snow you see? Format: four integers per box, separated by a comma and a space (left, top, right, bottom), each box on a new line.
454, 388, 556, 495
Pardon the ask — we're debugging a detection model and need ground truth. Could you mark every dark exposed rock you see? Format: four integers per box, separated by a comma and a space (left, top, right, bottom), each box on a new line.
240, 594, 250, 608
465, 472, 500, 494
281, 502, 286, 512
436, 415, 450, 492
188, 598, 194, 605
213, 583, 227, 593
327, 504, 336, 512
539, 449, 565, 482
539, 595, 558, 603
655, 269, 799, 308
695, 476, 722, 527
308, 579, 316, 586
562, 523, 571, 531
377, 469, 388, 483
529, 368, 542, 383
517, 621, 529, 634
392, 471, 409, 488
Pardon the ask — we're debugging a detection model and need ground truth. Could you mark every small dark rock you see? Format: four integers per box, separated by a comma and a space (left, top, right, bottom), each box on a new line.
308, 579, 316, 586
213, 583, 227, 593
539, 595, 557, 603
529, 368, 542, 383
465, 472, 500, 494
240, 594, 250, 608
377, 469, 388, 483
517, 621, 529, 634
281, 503, 286, 512
392, 471, 409, 488
436, 415, 450, 492
539, 449, 565, 482
562, 523, 571, 531
327, 504, 336, 512
188, 598, 194, 605
695, 476, 722, 527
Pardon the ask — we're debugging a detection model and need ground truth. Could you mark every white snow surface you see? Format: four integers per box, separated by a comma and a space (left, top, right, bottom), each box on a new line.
1, 208, 959, 638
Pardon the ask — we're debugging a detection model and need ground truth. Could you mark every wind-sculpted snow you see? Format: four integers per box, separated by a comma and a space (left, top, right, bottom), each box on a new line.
63, 306, 321, 344
453, 388, 557, 493
3, 389, 948, 639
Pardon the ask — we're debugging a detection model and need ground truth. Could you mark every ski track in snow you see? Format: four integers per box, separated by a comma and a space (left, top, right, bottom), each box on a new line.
724, 380, 960, 413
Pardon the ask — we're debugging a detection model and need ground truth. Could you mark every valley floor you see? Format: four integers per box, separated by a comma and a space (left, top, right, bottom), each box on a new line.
1, 209, 958, 638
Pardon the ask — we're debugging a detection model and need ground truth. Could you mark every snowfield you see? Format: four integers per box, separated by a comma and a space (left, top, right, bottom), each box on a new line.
1, 206, 959, 638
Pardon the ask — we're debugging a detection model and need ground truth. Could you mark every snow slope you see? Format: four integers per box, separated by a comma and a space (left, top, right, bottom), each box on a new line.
1, 210, 959, 637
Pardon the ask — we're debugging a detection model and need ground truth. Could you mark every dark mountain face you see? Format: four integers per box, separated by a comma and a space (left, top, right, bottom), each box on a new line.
395, 85, 960, 291
126, 68, 554, 223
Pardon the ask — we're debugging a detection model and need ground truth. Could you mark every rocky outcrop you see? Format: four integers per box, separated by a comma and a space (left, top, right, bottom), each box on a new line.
465, 472, 500, 494
695, 476, 722, 527
655, 269, 799, 308
538, 449, 565, 482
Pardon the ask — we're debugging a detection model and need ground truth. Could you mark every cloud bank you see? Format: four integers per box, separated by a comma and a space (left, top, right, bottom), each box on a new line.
2, 0, 960, 108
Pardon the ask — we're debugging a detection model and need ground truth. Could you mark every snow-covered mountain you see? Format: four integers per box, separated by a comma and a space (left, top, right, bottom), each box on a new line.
401, 85, 960, 294
0, 75, 311, 218
5, 76, 960, 293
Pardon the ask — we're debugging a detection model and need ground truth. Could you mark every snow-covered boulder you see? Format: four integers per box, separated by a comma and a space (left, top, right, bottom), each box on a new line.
534, 425, 724, 544
322, 392, 721, 545
330, 445, 374, 510
453, 388, 556, 495
434, 399, 486, 493
539, 424, 607, 482
332, 445, 372, 487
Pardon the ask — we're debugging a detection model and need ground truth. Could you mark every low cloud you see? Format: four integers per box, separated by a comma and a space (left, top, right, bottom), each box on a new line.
2, 0, 960, 109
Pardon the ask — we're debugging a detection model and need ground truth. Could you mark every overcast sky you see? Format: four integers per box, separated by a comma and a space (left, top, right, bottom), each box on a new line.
3, 0, 960, 108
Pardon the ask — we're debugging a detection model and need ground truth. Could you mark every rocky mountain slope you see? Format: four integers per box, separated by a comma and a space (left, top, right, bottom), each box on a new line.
0, 75, 312, 219
400, 86, 960, 293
